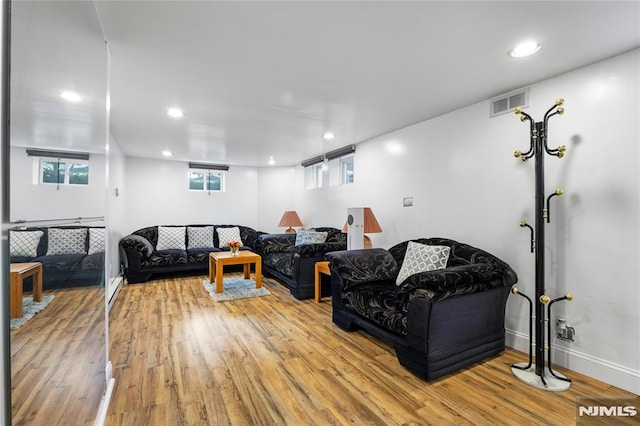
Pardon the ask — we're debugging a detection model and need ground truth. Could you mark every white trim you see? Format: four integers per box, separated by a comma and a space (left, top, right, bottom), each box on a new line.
107, 276, 123, 311
506, 329, 640, 395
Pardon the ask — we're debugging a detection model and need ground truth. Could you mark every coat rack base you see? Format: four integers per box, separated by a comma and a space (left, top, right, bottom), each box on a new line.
511, 363, 571, 391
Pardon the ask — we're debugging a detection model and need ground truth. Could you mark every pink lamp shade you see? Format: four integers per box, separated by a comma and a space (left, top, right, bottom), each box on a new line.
278, 211, 303, 233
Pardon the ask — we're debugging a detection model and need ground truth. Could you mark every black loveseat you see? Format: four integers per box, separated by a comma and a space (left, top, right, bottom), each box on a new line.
119, 224, 264, 283
325, 237, 517, 381
9, 226, 105, 289
259, 227, 347, 299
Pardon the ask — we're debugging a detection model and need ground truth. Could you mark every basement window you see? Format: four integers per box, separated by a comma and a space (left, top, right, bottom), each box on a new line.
39, 158, 89, 185
189, 169, 224, 192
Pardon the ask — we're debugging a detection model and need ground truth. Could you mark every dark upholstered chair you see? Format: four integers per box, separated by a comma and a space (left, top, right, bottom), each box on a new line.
325, 237, 517, 381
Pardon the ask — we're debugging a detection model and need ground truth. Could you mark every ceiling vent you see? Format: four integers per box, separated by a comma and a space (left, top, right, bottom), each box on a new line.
490, 88, 530, 117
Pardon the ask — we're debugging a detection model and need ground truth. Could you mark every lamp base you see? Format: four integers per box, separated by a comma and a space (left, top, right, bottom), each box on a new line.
364, 235, 372, 249
285, 227, 297, 234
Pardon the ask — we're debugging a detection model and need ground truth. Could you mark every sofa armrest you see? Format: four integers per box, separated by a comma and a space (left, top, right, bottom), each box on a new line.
398, 263, 513, 302
259, 234, 296, 254
119, 234, 154, 257
326, 249, 399, 291
293, 241, 346, 257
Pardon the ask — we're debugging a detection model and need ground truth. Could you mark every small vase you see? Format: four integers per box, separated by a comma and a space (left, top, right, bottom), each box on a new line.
231, 247, 239, 256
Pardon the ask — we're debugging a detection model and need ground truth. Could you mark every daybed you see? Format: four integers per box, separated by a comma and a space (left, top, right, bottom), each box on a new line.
9, 226, 105, 289
119, 224, 264, 283
325, 237, 517, 381
259, 227, 347, 299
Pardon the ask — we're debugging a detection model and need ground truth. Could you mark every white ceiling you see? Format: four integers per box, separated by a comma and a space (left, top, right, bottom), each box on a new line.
12, 1, 640, 167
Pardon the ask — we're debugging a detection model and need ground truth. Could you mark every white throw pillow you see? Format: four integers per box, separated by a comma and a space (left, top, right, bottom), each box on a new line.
88, 228, 106, 255
217, 227, 243, 248
295, 230, 328, 246
46, 228, 88, 255
395, 241, 450, 286
9, 230, 43, 257
187, 226, 214, 249
156, 226, 186, 250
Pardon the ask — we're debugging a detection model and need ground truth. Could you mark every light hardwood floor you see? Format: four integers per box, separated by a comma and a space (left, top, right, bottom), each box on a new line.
11, 286, 106, 426
104, 274, 637, 425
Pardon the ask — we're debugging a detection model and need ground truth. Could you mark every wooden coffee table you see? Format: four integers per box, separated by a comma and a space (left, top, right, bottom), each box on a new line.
209, 251, 262, 294
10, 262, 43, 318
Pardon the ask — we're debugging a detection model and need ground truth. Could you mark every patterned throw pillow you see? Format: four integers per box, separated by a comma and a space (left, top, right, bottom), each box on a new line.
187, 226, 214, 249
9, 230, 44, 257
88, 228, 106, 255
156, 226, 186, 250
217, 227, 243, 248
295, 230, 328, 246
395, 241, 450, 286
46, 228, 88, 255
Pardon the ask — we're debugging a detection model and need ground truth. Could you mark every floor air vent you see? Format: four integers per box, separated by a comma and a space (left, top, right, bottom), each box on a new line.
491, 88, 530, 117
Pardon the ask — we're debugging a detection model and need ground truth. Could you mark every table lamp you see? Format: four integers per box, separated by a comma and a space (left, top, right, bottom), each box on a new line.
278, 211, 303, 234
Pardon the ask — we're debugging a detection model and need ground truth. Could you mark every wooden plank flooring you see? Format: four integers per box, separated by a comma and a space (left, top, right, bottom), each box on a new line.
105, 274, 637, 425
11, 286, 105, 426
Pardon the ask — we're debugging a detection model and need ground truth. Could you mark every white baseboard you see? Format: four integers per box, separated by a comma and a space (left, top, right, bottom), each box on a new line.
107, 276, 123, 312
506, 329, 640, 395
93, 361, 115, 426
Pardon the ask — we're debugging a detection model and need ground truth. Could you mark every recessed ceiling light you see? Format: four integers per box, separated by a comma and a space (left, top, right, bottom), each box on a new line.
167, 108, 184, 118
509, 41, 541, 58
268, 156, 275, 166
60, 91, 83, 102
322, 132, 335, 140
162, 150, 173, 157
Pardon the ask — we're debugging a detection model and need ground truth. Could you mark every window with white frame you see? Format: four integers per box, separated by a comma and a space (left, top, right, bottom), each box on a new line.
188, 162, 228, 192
39, 158, 89, 185
339, 154, 354, 185
304, 162, 323, 189
189, 168, 224, 192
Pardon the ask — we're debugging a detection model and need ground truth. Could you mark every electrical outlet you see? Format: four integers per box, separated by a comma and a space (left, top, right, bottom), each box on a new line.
556, 318, 575, 341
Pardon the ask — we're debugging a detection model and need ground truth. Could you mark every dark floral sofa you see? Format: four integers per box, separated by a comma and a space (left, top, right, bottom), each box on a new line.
325, 237, 517, 381
119, 224, 264, 283
259, 227, 347, 299
9, 225, 105, 289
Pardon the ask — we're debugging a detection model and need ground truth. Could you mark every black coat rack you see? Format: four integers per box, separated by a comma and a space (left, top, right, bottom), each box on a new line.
510, 98, 573, 391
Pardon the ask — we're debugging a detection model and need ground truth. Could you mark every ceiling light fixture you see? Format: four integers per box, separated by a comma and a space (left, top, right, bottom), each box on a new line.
322, 132, 335, 140
509, 41, 542, 58
268, 156, 275, 166
60, 91, 83, 102
167, 108, 184, 118
162, 150, 173, 157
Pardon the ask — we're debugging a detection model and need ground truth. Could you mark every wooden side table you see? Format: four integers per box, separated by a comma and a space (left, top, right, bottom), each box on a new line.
314, 261, 331, 303
10, 262, 43, 318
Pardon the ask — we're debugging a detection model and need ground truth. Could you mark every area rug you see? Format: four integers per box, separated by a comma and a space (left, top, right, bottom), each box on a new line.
10, 295, 55, 330
203, 277, 271, 302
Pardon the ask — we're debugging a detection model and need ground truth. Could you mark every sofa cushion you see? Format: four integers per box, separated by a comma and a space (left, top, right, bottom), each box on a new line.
328, 248, 399, 291
396, 241, 450, 285
157, 226, 186, 250
88, 228, 105, 255
142, 249, 188, 267
217, 226, 243, 248
187, 226, 214, 249
47, 228, 87, 255
295, 230, 328, 246
10, 230, 44, 257
263, 252, 295, 278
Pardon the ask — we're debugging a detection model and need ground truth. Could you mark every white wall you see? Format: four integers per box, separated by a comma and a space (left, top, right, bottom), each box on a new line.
256, 166, 297, 234
106, 136, 127, 297
9, 147, 107, 222
122, 156, 259, 234
260, 50, 639, 393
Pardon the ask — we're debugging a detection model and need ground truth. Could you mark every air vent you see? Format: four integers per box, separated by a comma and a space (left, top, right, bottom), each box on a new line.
490, 88, 530, 117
